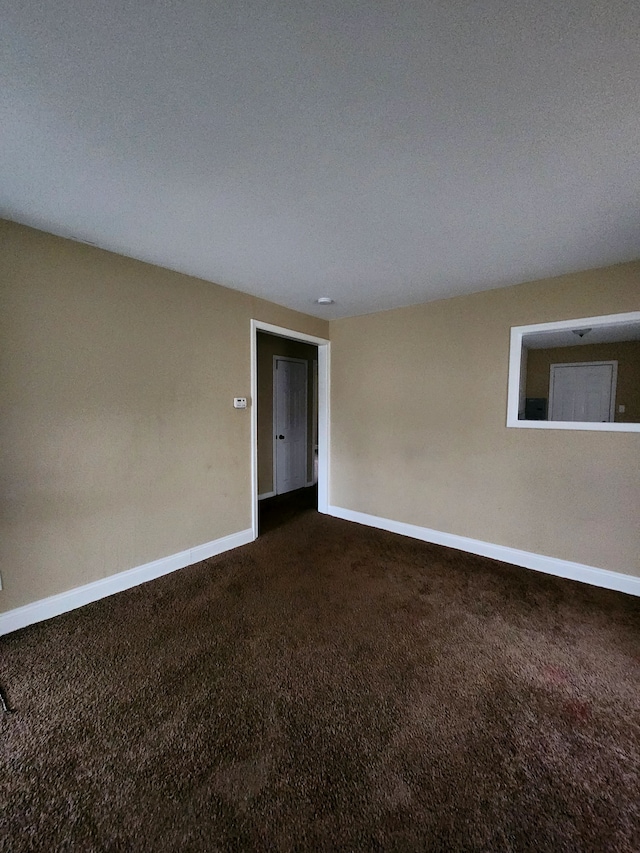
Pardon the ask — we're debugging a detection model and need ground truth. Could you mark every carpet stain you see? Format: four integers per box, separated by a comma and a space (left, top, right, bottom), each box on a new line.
564, 699, 591, 724
542, 664, 570, 685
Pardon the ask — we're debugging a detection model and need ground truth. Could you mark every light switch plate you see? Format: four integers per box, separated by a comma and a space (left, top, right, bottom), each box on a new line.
233, 397, 248, 409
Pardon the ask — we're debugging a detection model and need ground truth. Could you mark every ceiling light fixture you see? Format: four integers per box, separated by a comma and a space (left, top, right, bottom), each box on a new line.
572, 328, 592, 338
316, 297, 335, 305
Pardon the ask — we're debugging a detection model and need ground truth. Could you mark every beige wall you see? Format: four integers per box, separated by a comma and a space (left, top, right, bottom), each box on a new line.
0, 220, 328, 613
330, 262, 640, 576
3, 217, 638, 616
525, 341, 640, 423
257, 333, 318, 495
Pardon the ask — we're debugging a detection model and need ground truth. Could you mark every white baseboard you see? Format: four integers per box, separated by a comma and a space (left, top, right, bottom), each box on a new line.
0, 528, 255, 637
328, 506, 640, 597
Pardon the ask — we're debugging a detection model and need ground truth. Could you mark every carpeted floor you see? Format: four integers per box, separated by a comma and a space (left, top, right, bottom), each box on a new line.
1, 509, 639, 852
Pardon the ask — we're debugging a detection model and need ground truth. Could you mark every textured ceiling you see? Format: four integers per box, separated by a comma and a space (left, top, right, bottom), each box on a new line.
1, 0, 639, 318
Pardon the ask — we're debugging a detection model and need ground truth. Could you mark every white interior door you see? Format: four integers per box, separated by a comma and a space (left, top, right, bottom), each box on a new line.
549, 361, 617, 422
274, 357, 308, 494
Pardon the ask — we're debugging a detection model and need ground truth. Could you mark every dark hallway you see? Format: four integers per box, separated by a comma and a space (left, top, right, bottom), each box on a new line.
259, 485, 318, 534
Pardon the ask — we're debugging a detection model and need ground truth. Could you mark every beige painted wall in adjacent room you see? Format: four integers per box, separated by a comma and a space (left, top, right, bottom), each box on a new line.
0, 220, 328, 613
525, 341, 640, 423
330, 262, 640, 577
257, 333, 318, 495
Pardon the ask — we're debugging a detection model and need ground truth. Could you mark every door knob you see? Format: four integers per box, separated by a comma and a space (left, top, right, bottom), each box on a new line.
278, 434, 285, 439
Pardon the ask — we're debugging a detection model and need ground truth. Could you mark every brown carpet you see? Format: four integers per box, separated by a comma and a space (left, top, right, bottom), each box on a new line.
1, 510, 639, 852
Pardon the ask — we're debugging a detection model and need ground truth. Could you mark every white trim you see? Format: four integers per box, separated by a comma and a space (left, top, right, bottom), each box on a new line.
0, 528, 254, 637
251, 320, 330, 540
311, 358, 318, 488
250, 321, 259, 538
316, 342, 330, 514
511, 311, 640, 337
328, 506, 640, 597
506, 418, 640, 432
507, 311, 640, 432
253, 321, 328, 347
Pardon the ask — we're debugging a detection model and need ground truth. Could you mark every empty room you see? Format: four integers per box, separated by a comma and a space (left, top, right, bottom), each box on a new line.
1, 1, 639, 851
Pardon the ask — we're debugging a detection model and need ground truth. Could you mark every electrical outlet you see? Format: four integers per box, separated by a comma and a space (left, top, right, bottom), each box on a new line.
233, 397, 248, 409
618, 404, 625, 413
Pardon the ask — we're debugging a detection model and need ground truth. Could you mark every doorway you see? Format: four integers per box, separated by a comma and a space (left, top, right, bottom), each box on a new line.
250, 321, 330, 539
549, 361, 617, 422
273, 356, 308, 495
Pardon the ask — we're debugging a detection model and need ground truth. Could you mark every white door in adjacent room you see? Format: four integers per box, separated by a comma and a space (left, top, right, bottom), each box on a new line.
549, 361, 617, 422
274, 357, 308, 494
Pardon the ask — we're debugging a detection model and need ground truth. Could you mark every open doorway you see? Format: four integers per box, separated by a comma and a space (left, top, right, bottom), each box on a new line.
259, 336, 317, 532
250, 321, 330, 538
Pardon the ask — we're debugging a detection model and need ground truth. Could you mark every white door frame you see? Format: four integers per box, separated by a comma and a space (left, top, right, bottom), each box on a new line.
311, 358, 318, 487
272, 355, 308, 496
548, 360, 618, 423
251, 320, 330, 539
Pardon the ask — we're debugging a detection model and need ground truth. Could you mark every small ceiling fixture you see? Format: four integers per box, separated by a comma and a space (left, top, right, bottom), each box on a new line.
315, 297, 335, 305
572, 328, 592, 338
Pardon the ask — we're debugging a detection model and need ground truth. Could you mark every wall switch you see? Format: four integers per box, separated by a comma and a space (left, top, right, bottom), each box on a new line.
618, 404, 625, 413
233, 397, 248, 409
